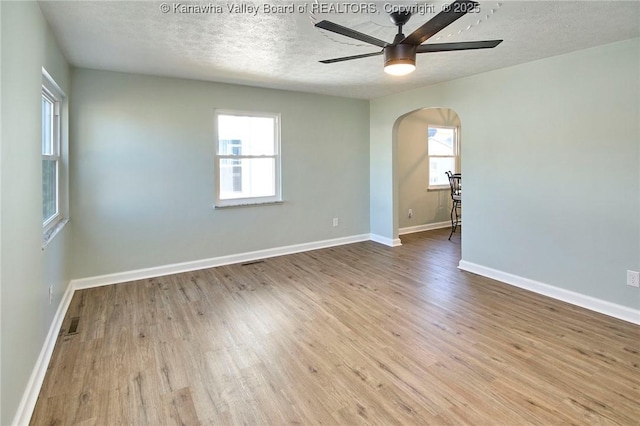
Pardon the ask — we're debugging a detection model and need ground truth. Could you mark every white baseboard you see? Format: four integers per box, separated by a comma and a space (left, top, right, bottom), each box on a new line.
12, 283, 75, 426
399, 221, 451, 235
71, 234, 371, 290
458, 260, 640, 325
370, 234, 402, 247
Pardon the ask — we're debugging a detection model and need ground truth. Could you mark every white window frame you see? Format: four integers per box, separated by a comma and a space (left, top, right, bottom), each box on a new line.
427, 125, 459, 190
42, 69, 68, 247
214, 109, 282, 207
42, 82, 61, 232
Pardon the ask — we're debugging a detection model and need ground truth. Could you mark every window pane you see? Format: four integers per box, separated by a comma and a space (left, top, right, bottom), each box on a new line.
429, 157, 455, 186
428, 127, 455, 156
219, 158, 275, 200
218, 115, 275, 155
42, 95, 53, 155
219, 139, 242, 156
42, 159, 57, 222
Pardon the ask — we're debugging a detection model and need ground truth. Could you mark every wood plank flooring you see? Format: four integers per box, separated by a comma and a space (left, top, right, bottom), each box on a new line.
31, 229, 640, 425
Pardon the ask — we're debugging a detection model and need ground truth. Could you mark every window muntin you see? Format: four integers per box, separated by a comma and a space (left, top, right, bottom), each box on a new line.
215, 110, 281, 206
427, 126, 458, 189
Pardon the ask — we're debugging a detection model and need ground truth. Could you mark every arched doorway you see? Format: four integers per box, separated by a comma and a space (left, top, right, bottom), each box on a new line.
393, 107, 461, 243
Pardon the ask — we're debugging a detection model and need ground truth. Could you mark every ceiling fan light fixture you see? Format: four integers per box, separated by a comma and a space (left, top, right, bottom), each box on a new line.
384, 44, 417, 76
384, 61, 416, 76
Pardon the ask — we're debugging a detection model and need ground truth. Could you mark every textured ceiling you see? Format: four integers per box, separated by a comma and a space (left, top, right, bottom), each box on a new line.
38, 0, 640, 99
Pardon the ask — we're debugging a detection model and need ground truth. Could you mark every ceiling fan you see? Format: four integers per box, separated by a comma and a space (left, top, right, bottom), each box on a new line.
315, 0, 503, 76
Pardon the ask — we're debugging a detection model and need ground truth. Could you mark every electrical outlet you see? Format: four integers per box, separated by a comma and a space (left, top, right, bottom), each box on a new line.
332, 217, 339, 227
408, 209, 413, 218
627, 270, 639, 288
49, 285, 53, 304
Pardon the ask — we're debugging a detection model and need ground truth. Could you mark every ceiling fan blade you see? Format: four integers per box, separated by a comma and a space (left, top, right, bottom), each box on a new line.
315, 20, 388, 48
416, 40, 503, 53
402, 0, 479, 46
320, 51, 383, 64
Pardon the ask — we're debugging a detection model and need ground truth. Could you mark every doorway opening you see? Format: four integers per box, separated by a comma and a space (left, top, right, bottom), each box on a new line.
393, 107, 461, 243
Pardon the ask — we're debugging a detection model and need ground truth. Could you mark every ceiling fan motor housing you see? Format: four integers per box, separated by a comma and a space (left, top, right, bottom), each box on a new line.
384, 44, 417, 67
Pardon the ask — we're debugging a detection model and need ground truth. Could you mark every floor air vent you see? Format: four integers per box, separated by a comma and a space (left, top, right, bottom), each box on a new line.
68, 317, 80, 335
241, 260, 265, 266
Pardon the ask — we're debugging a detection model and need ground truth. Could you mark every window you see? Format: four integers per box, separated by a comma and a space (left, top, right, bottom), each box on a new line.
427, 125, 458, 189
42, 83, 61, 229
214, 110, 281, 207
41, 69, 67, 245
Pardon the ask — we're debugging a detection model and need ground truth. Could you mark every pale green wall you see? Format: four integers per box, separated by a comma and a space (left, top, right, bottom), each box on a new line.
0, 2, 3, 422
70, 69, 370, 279
371, 38, 640, 309
398, 108, 460, 229
0, 2, 71, 424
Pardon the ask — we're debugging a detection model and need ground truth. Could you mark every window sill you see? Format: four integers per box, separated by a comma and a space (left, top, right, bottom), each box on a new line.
214, 201, 284, 209
42, 218, 69, 250
427, 186, 450, 192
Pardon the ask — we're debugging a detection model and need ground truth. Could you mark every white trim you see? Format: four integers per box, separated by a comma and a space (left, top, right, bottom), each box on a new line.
427, 185, 450, 192
12, 283, 75, 426
458, 260, 640, 325
427, 125, 459, 189
214, 109, 282, 208
41, 69, 67, 241
41, 67, 65, 96
399, 221, 451, 235
369, 234, 402, 247
213, 200, 284, 209
71, 234, 371, 290
42, 218, 69, 250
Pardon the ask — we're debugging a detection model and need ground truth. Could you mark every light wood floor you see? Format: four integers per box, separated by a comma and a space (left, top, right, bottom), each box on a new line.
32, 229, 639, 425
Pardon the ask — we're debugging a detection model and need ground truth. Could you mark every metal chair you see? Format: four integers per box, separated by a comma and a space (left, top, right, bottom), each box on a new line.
445, 171, 461, 240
